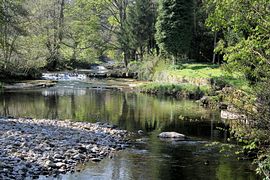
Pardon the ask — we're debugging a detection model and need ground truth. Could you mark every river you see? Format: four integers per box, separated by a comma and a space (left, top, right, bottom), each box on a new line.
0, 80, 258, 179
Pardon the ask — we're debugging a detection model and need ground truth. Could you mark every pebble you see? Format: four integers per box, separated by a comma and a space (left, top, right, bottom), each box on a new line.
0, 118, 129, 179
91, 158, 101, 162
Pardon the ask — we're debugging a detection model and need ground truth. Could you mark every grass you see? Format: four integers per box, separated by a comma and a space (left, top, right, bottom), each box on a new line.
135, 61, 252, 101
152, 62, 249, 90
139, 82, 212, 99
140, 82, 211, 93
168, 63, 223, 78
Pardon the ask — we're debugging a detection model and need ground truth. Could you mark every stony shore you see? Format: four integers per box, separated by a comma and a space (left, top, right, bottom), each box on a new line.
3, 80, 57, 90
0, 118, 129, 179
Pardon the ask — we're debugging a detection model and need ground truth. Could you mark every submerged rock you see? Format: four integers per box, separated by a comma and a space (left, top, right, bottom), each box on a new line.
158, 132, 186, 139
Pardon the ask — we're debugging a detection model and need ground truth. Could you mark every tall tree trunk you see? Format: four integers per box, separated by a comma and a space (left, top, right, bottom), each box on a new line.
140, 46, 144, 61
212, 31, 217, 64
46, 0, 65, 70
123, 52, 128, 68
59, 0, 65, 42
192, 0, 198, 60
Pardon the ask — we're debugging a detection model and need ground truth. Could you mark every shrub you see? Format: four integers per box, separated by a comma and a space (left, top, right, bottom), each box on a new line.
128, 55, 161, 80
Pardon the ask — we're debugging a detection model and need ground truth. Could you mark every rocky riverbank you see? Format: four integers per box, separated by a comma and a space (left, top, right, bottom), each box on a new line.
3, 80, 57, 90
0, 118, 129, 179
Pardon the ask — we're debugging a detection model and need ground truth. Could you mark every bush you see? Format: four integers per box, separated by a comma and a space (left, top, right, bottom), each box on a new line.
225, 81, 270, 179
128, 55, 161, 80
256, 154, 270, 179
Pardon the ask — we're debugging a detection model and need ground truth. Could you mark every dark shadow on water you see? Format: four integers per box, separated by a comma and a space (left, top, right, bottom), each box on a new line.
0, 83, 259, 180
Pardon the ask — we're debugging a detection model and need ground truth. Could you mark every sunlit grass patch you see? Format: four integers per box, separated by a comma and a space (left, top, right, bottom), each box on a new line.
153, 62, 249, 90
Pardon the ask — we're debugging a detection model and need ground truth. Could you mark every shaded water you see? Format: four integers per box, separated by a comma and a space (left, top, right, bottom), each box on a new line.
0, 81, 258, 179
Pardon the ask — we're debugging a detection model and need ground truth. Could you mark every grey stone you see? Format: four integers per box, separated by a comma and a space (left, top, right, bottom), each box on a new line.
0, 117, 129, 178
72, 154, 81, 160
158, 132, 186, 139
90, 146, 99, 153
45, 160, 56, 168
91, 158, 101, 162
55, 162, 66, 168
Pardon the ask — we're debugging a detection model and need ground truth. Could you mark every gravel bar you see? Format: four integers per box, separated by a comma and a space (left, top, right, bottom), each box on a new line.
0, 118, 129, 179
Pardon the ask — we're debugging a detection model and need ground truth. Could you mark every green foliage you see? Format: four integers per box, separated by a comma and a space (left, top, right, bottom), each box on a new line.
128, 55, 160, 80
255, 82, 270, 130
0, 0, 222, 76
131, 57, 249, 91
152, 62, 249, 90
190, 0, 214, 62
102, 0, 131, 66
166, 63, 222, 78
34, 0, 66, 70
0, 0, 47, 78
223, 81, 270, 178
0, 0, 118, 74
61, 0, 103, 65
205, 0, 270, 84
205, 141, 237, 158
155, 0, 193, 60
256, 154, 270, 179
126, 0, 156, 58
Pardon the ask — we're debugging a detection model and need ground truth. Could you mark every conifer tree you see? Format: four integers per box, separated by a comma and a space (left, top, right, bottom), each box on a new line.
155, 0, 193, 61
126, 0, 156, 60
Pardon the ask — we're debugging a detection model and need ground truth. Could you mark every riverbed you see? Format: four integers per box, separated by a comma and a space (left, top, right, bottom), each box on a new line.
0, 79, 258, 179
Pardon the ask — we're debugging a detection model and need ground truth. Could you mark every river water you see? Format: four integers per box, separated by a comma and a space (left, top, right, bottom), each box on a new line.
0, 80, 258, 179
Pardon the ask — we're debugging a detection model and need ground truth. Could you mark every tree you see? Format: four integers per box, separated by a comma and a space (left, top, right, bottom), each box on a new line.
42, 0, 65, 70
126, 0, 156, 60
0, 0, 47, 78
205, 0, 270, 83
61, 0, 104, 67
104, 0, 130, 67
190, 0, 215, 63
205, 1, 270, 178
0, 0, 28, 72
155, 0, 193, 62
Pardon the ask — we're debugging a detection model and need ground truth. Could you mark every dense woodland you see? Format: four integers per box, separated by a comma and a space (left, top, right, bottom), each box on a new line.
1, 0, 270, 178
0, 0, 218, 78
0, 0, 268, 81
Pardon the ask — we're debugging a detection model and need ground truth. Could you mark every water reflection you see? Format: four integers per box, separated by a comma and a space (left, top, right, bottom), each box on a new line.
61, 136, 256, 180
42, 89, 87, 96
0, 87, 222, 139
0, 82, 258, 179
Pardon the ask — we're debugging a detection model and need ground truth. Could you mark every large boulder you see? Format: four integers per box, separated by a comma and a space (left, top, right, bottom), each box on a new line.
158, 132, 186, 139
